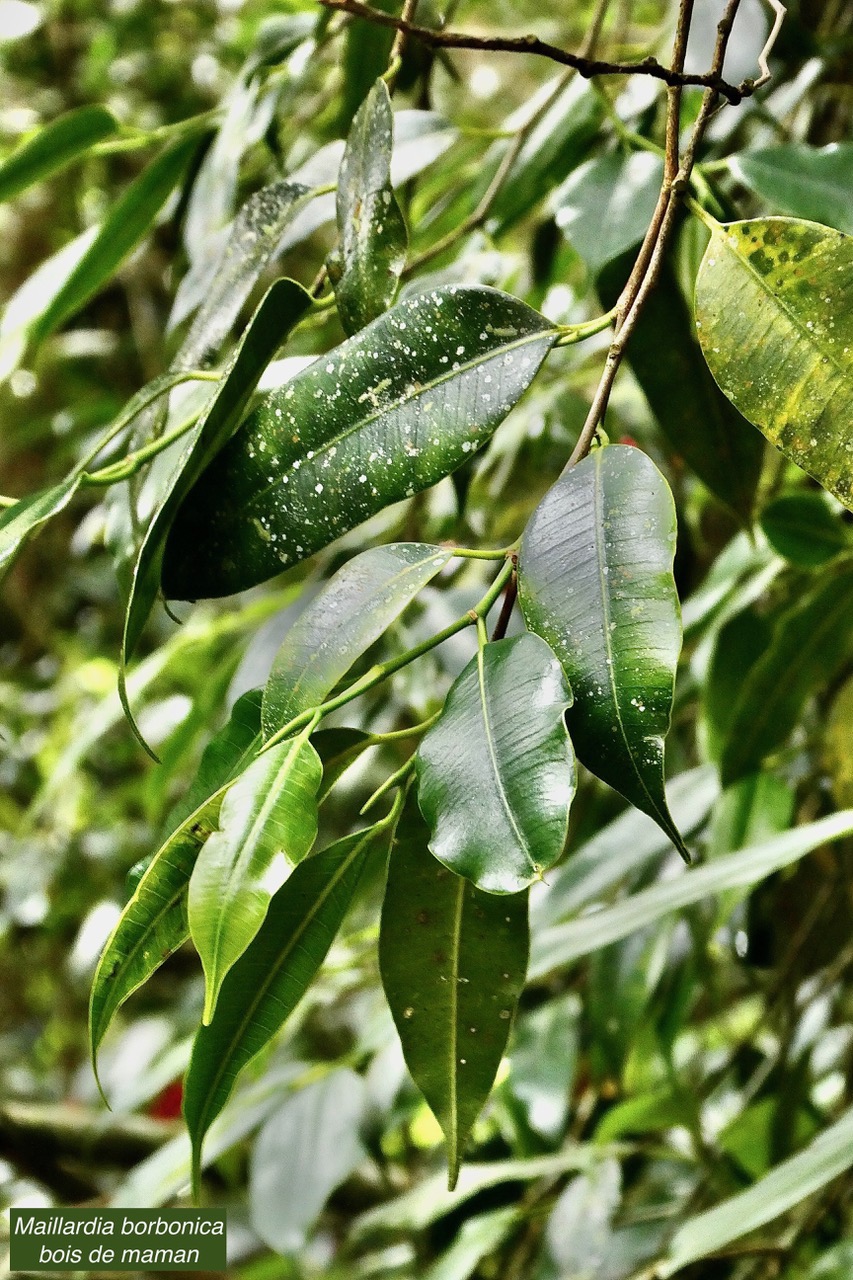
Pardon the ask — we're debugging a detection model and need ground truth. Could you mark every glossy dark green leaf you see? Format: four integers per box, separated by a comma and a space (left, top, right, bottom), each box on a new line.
30, 133, 202, 345
730, 144, 853, 235
89, 692, 263, 1074
416, 633, 575, 894
760, 491, 849, 568
262, 543, 451, 739
0, 474, 81, 581
721, 561, 853, 785
185, 822, 387, 1191
379, 801, 529, 1187
695, 217, 853, 510
162, 286, 558, 600
519, 445, 687, 858
597, 253, 763, 521
552, 151, 663, 277
189, 731, 322, 1022
123, 280, 312, 677
329, 79, 407, 335
0, 105, 118, 204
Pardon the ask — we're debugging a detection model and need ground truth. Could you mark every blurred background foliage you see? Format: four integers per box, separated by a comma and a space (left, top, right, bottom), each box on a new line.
1, 0, 853, 1277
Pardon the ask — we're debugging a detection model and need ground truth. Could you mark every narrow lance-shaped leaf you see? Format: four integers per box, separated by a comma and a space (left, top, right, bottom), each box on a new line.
380, 800, 529, 1188
519, 445, 687, 858
189, 731, 322, 1023
109, 183, 313, 618
328, 78, 407, 335
695, 217, 853, 510
262, 542, 452, 739
720, 560, 853, 785
89, 692, 263, 1074
121, 279, 313, 673
162, 286, 558, 600
416, 633, 576, 894
30, 132, 204, 346
184, 821, 389, 1194
0, 105, 119, 204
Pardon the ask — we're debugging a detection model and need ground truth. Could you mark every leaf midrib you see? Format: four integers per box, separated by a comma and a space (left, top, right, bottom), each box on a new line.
475, 644, 536, 873
190, 832, 372, 1156
591, 454, 672, 833
717, 225, 850, 379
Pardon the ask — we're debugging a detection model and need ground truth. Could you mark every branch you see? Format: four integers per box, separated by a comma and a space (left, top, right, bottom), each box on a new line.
318, 0, 757, 104
566, 0, 754, 470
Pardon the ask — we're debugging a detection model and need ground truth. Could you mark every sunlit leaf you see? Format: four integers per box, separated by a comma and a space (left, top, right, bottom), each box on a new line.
184, 822, 386, 1190
695, 217, 853, 509
162, 286, 558, 600
262, 542, 451, 738
519, 445, 687, 858
532, 808, 853, 975
380, 801, 529, 1187
189, 730, 322, 1023
0, 105, 118, 204
416, 633, 575, 893
659, 1107, 853, 1276
30, 133, 203, 345
329, 78, 407, 334
0, 474, 81, 581
88, 691, 263, 1073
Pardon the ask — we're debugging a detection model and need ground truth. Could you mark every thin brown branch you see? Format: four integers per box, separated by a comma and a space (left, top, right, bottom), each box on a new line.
387, 0, 420, 88
566, 0, 752, 470
318, 0, 755, 104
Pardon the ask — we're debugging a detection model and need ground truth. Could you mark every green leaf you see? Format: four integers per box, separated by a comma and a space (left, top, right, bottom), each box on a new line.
122, 279, 312, 676
695, 217, 853, 510
329, 79, 407, 335
30, 133, 202, 345
0, 105, 119, 204
0, 474, 81, 581
531, 808, 853, 976
702, 609, 773, 764
88, 691, 263, 1073
262, 542, 452, 739
597, 253, 763, 521
379, 801, 529, 1187
184, 823, 385, 1190
416, 633, 575, 894
189, 731, 322, 1022
250, 1069, 368, 1255
552, 151, 663, 278
658, 1106, 853, 1276
179, 180, 312, 371
720, 562, 853, 785
161, 286, 558, 600
730, 143, 853, 235
489, 78, 604, 232
760, 491, 849, 567
519, 445, 687, 858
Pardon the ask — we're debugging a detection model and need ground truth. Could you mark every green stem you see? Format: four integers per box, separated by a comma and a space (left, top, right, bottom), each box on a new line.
449, 544, 516, 560
555, 306, 618, 346
92, 110, 220, 156
81, 393, 215, 487
685, 193, 721, 232
263, 557, 514, 753
360, 754, 417, 815
78, 370, 221, 474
